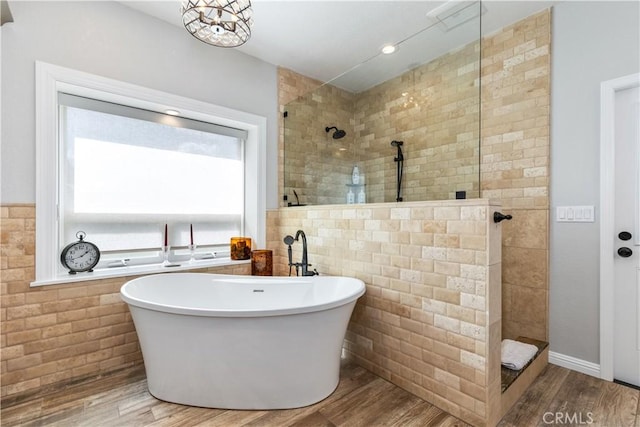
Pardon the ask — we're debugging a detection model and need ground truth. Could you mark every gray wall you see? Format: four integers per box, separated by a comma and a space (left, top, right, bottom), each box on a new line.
550, 1, 640, 363
1, 1, 279, 208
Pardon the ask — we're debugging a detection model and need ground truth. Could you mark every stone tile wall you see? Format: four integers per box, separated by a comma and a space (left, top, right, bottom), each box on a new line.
355, 42, 480, 203
280, 41, 480, 205
284, 83, 356, 205
480, 10, 550, 342
278, 68, 324, 207
279, 9, 551, 343
266, 199, 502, 427
0, 204, 250, 403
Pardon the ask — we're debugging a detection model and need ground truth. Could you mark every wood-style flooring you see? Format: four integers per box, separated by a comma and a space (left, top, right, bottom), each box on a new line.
1, 361, 638, 426
499, 364, 639, 427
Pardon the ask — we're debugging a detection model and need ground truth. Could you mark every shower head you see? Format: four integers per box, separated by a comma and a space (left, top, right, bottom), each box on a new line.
325, 126, 346, 140
391, 140, 404, 147
283, 235, 295, 245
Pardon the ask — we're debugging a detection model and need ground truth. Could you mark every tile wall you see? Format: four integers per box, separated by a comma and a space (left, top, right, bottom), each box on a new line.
281, 41, 480, 205
278, 68, 324, 207
355, 42, 480, 203
279, 10, 551, 342
274, 9, 550, 425
480, 10, 550, 342
266, 200, 502, 426
0, 204, 250, 403
284, 82, 356, 205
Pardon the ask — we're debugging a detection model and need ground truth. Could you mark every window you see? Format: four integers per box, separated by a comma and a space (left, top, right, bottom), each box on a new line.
35, 62, 266, 285
59, 94, 246, 266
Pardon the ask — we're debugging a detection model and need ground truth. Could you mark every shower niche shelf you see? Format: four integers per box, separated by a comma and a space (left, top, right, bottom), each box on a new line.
499, 336, 549, 422
501, 337, 548, 392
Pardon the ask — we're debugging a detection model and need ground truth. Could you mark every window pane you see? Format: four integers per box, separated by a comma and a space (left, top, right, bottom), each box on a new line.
60, 104, 245, 252
73, 136, 243, 215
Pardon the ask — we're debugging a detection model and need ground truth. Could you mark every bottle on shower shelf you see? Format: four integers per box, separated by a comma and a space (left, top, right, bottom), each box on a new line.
352, 165, 360, 184
357, 186, 366, 204
346, 187, 355, 204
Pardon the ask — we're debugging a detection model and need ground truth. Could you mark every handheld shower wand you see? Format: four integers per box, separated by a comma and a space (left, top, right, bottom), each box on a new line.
283, 235, 295, 276
391, 141, 404, 202
391, 140, 404, 160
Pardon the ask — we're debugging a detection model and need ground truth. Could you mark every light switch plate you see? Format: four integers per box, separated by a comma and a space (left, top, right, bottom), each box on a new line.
556, 206, 595, 222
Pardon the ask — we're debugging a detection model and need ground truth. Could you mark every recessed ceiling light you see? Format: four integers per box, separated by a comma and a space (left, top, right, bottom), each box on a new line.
165, 109, 181, 116
381, 44, 397, 55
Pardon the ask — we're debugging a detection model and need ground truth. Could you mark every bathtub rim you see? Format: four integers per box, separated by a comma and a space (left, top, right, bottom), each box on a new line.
120, 272, 365, 318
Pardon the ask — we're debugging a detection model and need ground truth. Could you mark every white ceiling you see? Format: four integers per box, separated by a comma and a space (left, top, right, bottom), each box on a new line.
119, 1, 557, 92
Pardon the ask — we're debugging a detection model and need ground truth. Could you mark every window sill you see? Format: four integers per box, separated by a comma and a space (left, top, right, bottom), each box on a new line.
30, 258, 251, 287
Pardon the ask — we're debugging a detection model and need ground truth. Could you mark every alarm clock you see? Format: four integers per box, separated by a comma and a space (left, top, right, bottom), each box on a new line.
60, 231, 101, 274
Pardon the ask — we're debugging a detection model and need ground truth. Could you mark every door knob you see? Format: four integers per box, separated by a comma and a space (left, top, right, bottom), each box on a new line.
618, 247, 633, 258
618, 231, 632, 241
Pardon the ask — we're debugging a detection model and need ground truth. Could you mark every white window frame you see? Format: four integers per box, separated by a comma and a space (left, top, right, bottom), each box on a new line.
33, 61, 266, 286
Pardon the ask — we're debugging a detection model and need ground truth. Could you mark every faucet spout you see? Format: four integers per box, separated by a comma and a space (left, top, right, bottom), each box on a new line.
294, 229, 308, 267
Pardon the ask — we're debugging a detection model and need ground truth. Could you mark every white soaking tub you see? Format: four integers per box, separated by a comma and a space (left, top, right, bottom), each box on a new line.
120, 273, 365, 409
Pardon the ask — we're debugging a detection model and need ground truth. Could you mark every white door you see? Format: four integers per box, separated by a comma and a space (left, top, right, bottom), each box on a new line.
613, 84, 640, 387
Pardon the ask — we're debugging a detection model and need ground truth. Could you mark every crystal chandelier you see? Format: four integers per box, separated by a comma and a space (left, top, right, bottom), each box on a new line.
181, 0, 253, 48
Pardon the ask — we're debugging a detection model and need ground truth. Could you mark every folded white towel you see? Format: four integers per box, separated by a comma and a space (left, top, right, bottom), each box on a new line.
501, 339, 538, 371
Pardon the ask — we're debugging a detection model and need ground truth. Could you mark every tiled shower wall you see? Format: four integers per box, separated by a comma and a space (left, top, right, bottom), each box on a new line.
278, 68, 324, 207
266, 200, 502, 427
282, 41, 480, 205
480, 10, 550, 342
284, 83, 356, 205
355, 42, 480, 203
0, 204, 250, 402
279, 10, 551, 342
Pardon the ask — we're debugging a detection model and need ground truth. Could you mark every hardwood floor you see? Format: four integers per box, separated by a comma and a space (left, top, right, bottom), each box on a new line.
498, 364, 639, 427
1, 362, 468, 427
1, 362, 638, 426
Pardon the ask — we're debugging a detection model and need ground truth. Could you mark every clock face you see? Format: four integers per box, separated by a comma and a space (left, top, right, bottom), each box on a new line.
61, 241, 100, 273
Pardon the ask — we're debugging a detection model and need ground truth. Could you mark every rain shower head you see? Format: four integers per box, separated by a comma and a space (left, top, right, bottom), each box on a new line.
325, 126, 346, 140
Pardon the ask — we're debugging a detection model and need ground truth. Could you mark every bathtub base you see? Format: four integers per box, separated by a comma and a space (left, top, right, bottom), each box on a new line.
147, 379, 340, 410
131, 303, 354, 409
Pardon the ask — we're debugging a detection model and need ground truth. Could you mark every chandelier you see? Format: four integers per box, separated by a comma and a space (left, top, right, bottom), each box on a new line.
181, 0, 253, 48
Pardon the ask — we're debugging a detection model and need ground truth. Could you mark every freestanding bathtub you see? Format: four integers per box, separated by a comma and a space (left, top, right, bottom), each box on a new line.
120, 272, 365, 409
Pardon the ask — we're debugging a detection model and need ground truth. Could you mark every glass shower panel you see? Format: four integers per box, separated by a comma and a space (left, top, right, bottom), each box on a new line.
284, 1, 482, 205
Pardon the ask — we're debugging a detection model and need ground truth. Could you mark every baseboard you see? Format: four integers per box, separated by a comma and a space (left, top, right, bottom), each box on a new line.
549, 351, 601, 378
